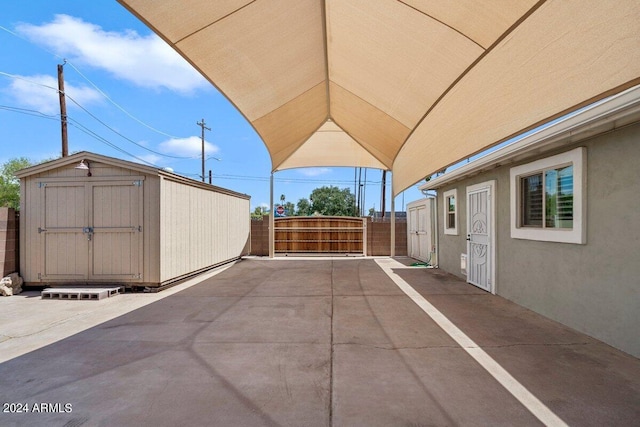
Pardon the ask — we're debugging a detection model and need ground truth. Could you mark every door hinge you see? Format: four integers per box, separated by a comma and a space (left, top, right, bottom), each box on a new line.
38, 182, 47, 188
38, 227, 47, 233
133, 180, 143, 187
38, 273, 42, 280
133, 273, 142, 279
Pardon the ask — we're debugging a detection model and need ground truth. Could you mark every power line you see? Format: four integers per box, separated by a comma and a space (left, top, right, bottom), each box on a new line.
0, 104, 60, 121
210, 173, 382, 185
0, 24, 184, 140
67, 117, 159, 167
0, 70, 59, 91
64, 61, 183, 139
64, 93, 195, 159
0, 70, 195, 160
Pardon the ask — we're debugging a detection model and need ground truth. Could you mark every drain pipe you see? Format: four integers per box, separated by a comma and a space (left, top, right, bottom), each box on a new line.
422, 188, 438, 268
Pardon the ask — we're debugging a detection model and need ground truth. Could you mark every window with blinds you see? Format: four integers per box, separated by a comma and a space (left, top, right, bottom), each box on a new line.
520, 165, 573, 229
510, 147, 585, 244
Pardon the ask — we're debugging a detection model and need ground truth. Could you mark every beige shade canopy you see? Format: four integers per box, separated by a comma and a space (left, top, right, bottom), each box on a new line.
118, 0, 640, 195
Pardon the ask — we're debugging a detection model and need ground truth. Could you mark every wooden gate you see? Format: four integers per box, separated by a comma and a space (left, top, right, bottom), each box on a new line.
274, 216, 366, 255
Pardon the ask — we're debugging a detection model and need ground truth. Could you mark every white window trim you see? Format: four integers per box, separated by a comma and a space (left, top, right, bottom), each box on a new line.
443, 188, 458, 235
510, 147, 586, 244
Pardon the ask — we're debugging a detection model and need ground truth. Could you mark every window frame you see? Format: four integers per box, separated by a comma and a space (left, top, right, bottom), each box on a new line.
443, 188, 458, 235
510, 147, 586, 244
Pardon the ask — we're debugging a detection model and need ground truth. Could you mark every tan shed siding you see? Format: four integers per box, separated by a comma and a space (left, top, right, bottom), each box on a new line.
20, 175, 44, 282
20, 162, 157, 284
143, 175, 161, 284
159, 179, 249, 282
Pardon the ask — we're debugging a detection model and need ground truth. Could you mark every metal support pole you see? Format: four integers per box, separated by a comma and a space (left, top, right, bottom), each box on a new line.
390, 174, 396, 257
269, 173, 275, 258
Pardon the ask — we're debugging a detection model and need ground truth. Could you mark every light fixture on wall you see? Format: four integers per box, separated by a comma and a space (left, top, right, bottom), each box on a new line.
75, 159, 92, 176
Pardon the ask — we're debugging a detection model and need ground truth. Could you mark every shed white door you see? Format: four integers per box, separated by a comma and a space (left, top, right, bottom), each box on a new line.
407, 199, 432, 263
40, 180, 143, 282
466, 181, 495, 293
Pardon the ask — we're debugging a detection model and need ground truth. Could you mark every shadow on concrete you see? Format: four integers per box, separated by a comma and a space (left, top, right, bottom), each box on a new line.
0, 259, 638, 426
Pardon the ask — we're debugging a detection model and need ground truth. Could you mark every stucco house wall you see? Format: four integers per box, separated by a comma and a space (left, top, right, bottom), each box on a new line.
431, 121, 640, 358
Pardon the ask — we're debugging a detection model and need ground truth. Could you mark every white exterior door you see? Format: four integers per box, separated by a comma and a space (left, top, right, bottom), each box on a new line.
407, 199, 433, 263
466, 181, 496, 293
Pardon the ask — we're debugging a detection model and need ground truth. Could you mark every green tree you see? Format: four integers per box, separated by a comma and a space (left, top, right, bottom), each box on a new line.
283, 201, 296, 216
296, 198, 312, 216
0, 157, 32, 210
301, 186, 357, 217
251, 205, 268, 220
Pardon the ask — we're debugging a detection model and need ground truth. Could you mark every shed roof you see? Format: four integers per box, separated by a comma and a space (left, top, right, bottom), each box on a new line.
117, 0, 640, 195
15, 151, 251, 199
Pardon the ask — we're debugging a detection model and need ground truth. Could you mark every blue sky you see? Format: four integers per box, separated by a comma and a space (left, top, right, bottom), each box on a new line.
0, 0, 425, 212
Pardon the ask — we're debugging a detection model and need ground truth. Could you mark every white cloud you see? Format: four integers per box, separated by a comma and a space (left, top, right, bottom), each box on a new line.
7, 74, 102, 115
16, 14, 208, 94
158, 136, 219, 158
298, 167, 331, 177
135, 153, 162, 166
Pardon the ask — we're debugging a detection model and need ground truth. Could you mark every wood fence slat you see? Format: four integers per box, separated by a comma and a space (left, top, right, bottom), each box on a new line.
274, 216, 364, 254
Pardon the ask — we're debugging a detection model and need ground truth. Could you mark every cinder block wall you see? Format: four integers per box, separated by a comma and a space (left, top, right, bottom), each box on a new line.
0, 208, 18, 277
250, 216, 269, 256
366, 219, 407, 256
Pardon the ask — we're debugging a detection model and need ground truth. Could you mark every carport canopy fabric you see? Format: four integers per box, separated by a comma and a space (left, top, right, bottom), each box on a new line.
117, 0, 640, 196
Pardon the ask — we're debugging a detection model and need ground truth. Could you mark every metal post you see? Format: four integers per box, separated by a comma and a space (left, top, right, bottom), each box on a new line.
269, 173, 275, 258
390, 174, 396, 257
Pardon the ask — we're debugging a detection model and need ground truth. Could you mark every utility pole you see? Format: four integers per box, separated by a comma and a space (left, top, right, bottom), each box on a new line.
58, 61, 68, 157
357, 167, 362, 216
381, 170, 386, 218
196, 119, 210, 182
363, 168, 367, 217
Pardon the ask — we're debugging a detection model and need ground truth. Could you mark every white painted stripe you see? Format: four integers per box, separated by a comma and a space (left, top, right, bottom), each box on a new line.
375, 258, 569, 427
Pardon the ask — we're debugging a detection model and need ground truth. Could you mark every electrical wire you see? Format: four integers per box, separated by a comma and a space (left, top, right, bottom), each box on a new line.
0, 24, 186, 141
202, 173, 382, 185
0, 104, 60, 121
64, 93, 196, 159
67, 116, 159, 167
0, 70, 59, 91
0, 71, 197, 160
64, 61, 183, 140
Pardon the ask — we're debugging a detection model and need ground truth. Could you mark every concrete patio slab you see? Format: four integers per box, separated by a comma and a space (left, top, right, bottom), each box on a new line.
0, 257, 638, 426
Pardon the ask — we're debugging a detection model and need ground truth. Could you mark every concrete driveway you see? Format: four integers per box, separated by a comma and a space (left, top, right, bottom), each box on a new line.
0, 258, 638, 426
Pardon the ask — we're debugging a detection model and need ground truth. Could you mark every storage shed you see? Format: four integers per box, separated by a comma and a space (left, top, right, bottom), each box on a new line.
16, 152, 250, 289
406, 198, 435, 265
